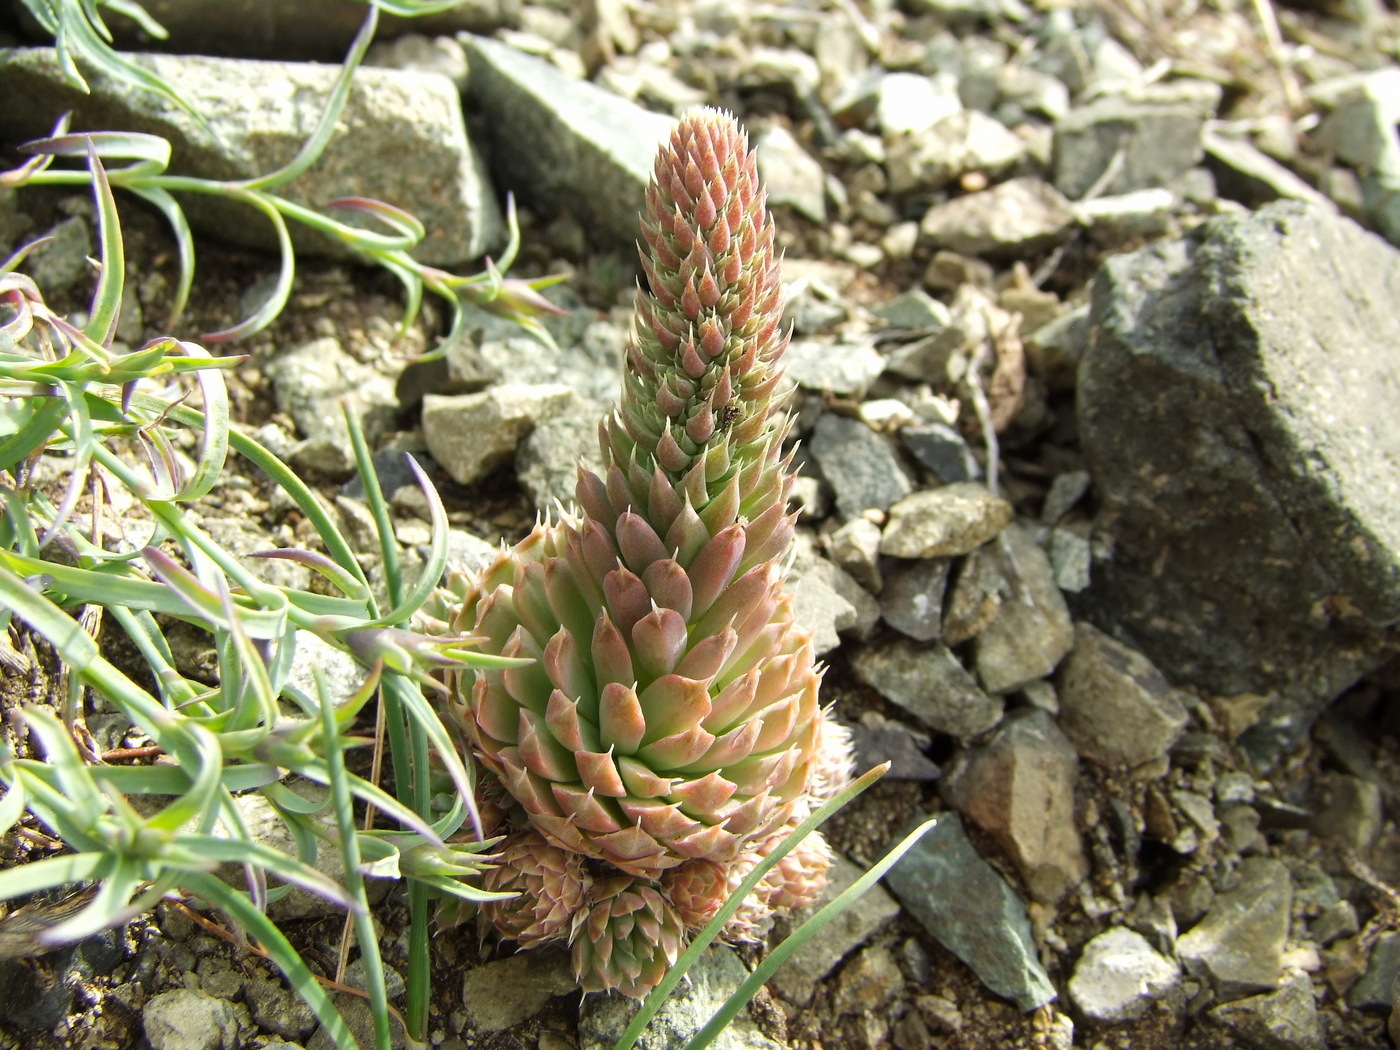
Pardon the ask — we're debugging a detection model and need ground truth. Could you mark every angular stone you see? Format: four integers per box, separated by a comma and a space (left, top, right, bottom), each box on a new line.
1209, 974, 1327, 1050
422, 384, 582, 485
1056, 622, 1189, 769
1177, 858, 1292, 998
942, 709, 1087, 903
972, 524, 1075, 694
920, 178, 1076, 258
1053, 99, 1206, 200
809, 414, 913, 521
1069, 927, 1181, 1022
884, 812, 1056, 1011
264, 337, 399, 476
852, 637, 1002, 740
880, 558, 950, 642
880, 483, 1012, 559
830, 518, 885, 594
462, 950, 577, 1033
886, 110, 1026, 195
754, 125, 827, 222
460, 35, 675, 249
900, 423, 981, 484
0, 49, 500, 264
785, 340, 887, 399
1078, 202, 1400, 759
142, 989, 239, 1050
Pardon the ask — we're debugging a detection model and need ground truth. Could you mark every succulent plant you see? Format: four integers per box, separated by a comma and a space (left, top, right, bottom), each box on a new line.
479, 830, 592, 947
442, 107, 851, 996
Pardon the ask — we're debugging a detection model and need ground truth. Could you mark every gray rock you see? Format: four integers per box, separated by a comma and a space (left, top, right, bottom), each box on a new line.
243, 976, 316, 1041
368, 32, 470, 90
1077, 202, 1400, 760
1056, 622, 1189, 770
851, 636, 1003, 740
900, 423, 982, 483
1053, 99, 1207, 200
880, 558, 950, 642
1309, 770, 1382, 853
831, 945, 905, 1018
263, 338, 399, 476
1204, 129, 1337, 212
199, 517, 313, 592
1350, 931, 1400, 1009
422, 384, 582, 485
1041, 470, 1092, 525
580, 946, 781, 1050
143, 989, 239, 1050
1075, 188, 1177, 243
462, 949, 576, 1033
517, 398, 608, 511
872, 288, 952, 331
785, 340, 887, 399
1177, 857, 1292, 999
788, 546, 860, 656
1209, 974, 1327, 1050
884, 811, 1056, 1011
829, 518, 884, 593
971, 524, 1076, 694
1049, 525, 1092, 593
809, 414, 913, 521
460, 34, 675, 249
754, 125, 827, 222
0, 49, 500, 264
851, 711, 942, 782
443, 528, 499, 580
886, 111, 1026, 195
1068, 927, 1181, 1022
880, 483, 1012, 559
282, 631, 364, 710
768, 855, 901, 1006
920, 178, 1076, 257
25, 214, 92, 294
308, 993, 404, 1050
942, 709, 1087, 903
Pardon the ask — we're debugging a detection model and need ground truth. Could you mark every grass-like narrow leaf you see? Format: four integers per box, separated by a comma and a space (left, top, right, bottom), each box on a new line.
679, 815, 941, 1050
126, 186, 195, 325
613, 762, 891, 1050
82, 142, 124, 346
181, 871, 362, 1050
0, 848, 113, 903
201, 192, 295, 342
237, 7, 377, 192
316, 665, 395, 1050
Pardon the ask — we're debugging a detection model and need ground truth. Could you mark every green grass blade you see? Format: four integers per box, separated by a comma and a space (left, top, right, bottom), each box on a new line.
316, 666, 394, 1050
181, 871, 363, 1050
125, 186, 195, 326
238, 7, 378, 191
679, 815, 941, 1050
614, 762, 891, 1050
0, 849, 113, 903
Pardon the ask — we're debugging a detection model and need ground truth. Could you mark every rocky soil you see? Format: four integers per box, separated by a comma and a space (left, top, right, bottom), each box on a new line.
4, 0, 1400, 1049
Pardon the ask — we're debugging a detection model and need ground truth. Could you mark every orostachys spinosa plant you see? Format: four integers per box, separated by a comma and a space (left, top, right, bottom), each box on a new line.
439, 108, 854, 997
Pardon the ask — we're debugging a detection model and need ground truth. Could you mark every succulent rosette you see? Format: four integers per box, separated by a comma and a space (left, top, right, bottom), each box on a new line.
479, 830, 591, 947
571, 877, 687, 998
442, 107, 840, 996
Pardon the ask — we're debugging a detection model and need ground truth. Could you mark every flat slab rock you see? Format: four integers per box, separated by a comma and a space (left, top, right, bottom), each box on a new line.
1078, 201, 1400, 759
0, 48, 501, 265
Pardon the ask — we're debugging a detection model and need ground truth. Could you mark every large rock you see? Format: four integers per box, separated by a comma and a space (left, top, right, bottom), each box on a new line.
1077, 202, 1400, 761
459, 35, 675, 249
0, 49, 501, 265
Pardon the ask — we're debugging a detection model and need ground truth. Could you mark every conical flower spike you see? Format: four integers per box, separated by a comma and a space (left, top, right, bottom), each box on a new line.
442, 108, 833, 996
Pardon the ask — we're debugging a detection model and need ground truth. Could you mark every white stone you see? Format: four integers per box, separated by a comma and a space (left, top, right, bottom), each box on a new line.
1069, 927, 1181, 1022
